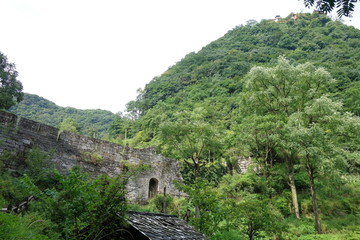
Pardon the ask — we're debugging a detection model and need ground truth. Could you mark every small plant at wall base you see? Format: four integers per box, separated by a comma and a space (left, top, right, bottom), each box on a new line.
149, 194, 186, 216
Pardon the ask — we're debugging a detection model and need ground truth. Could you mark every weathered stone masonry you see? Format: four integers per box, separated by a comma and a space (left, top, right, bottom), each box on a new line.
0, 111, 183, 202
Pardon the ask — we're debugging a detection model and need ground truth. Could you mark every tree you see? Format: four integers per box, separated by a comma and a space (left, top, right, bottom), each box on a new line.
238, 57, 351, 233
236, 115, 288, 201
108, 112, 135, 146
237, 198, 282, 240
304, 0, 358, 17
159, 108, 223, 218
176, 180, 224, 236
343, 81, 360, 115
216, 174, 284, 240
287, 96, 360, 233
0, 52, 23, 110
239, 57, 335, 219
239, 57, 360, 234
159, 108, 223, 181
58, 118, 80, 134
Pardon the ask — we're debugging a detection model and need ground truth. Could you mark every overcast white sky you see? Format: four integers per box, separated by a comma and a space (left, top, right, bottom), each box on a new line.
1, 0, 359, 113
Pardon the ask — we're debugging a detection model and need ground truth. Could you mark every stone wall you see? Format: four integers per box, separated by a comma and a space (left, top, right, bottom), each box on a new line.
236, 156, 252, 174
0, 111, 183, 202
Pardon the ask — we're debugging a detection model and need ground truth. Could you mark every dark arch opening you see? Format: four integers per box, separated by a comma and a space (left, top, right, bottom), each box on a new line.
148, 178, 159, 199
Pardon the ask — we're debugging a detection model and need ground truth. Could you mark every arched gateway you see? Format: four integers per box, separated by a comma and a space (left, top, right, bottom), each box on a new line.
148, 178, 159, 199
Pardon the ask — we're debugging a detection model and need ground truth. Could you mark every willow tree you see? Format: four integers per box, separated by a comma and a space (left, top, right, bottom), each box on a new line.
238, 57, 336, 221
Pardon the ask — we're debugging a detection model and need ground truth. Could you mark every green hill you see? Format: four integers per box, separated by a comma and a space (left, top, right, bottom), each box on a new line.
9, 93, 116, 138
105, 13, 360, 239
107, 13, 360, 238
113, 13, 360, 145
2, 12, 360, 239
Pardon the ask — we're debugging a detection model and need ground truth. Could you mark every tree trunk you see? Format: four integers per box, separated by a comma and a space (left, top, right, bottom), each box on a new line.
262, 157, 272, 199
286, 159, 300, 218
194, 162, 201, 218
162, 187, 167, 214
194, 163, 200, 179
226, 160, 234, 175
306, 163, 322, 234
247, 223, 255, 240
288, 173, 300, 218
195, 206, 200, 218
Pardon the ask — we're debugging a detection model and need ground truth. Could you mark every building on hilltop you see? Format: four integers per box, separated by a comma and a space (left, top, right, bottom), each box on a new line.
274, 15, 281, 22
313, 10, 326, 14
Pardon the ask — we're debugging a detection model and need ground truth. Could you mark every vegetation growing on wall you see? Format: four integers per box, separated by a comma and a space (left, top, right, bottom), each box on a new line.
79, 151, 103, 165
120, 160, 152, 176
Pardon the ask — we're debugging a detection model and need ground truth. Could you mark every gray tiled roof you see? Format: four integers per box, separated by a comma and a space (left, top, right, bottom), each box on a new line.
127, 211, 207, 240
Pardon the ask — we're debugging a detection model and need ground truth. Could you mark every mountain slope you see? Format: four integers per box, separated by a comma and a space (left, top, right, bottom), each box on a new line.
9, 93, 116, 138
108, 13, 360, 149
128, 13, 360, 116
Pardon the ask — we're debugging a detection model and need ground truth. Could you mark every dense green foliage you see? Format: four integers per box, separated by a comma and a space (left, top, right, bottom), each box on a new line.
1, 13, 360, 239
112, 13, 360, 156
0, 148, 128, 239
108, 13, 360, 239
10, 93, 116, 138
238, 57, 360, 234
57, 118, 80, 134
111, 13, 360, 151
0, 52, 23, 110
126, 13, 360, 119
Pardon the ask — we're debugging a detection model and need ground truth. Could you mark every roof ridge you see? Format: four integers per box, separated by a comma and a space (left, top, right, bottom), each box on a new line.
128, 210, 178, 218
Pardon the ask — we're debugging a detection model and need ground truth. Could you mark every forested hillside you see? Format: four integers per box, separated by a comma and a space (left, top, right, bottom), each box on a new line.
9, 93, 116, 138
113, 13, 360, 146
107, 13, 360, 239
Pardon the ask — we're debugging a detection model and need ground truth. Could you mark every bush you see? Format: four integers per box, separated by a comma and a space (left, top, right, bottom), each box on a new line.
323, 214, 360, 232
0, 212, 54, 240
24, 147, 57, 190
149, 194, 186, 216
212, 230, 244, 240
0, 171, 29, 204
23, 167, 128, 239
283, 217, 316, 238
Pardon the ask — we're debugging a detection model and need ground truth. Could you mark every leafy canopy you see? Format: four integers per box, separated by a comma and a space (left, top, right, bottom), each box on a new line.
0, 52, 23, 110
304, 0, 359, 17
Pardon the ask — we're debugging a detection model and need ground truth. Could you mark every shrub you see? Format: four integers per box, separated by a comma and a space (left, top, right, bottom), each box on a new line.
0, 212, 54, 240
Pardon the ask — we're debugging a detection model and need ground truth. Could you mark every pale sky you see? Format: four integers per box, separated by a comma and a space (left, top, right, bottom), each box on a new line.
1, 0, 359, 113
